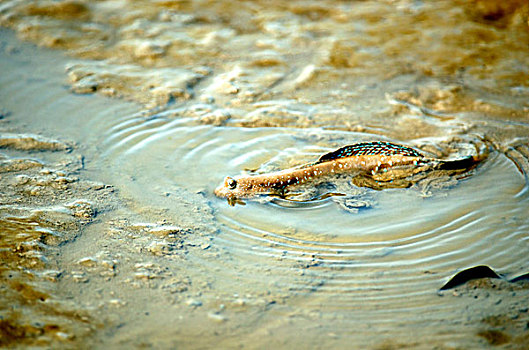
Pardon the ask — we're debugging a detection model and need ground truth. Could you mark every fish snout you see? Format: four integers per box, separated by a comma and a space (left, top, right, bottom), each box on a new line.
214, 184, 228, 198
214, 176, 236, 198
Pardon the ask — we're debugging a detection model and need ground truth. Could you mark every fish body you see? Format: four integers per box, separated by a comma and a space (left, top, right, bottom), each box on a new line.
214, 141, 480, 201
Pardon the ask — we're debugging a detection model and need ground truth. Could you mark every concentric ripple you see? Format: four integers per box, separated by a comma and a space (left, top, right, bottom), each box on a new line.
100, 111, 529, 324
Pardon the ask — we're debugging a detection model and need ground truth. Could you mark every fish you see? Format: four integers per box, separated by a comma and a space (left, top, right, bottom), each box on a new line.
214, 141, 483, 203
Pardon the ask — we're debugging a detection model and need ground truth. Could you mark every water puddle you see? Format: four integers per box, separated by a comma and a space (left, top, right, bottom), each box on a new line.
98, 106, 529, 330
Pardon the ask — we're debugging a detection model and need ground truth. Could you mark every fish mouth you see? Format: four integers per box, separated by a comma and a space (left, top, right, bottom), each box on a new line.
213, 185, 229, 198
214, 186, 246, 206
214, 183, 237, 199
214, 184, 252, 200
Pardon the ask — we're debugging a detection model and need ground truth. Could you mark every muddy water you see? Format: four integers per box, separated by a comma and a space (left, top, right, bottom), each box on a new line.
100, 107, 529, 347
1, 0, 529, 348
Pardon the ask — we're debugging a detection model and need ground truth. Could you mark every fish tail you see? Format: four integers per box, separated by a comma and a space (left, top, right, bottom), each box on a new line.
434, 140, 490, 170
434, 156, 477, 170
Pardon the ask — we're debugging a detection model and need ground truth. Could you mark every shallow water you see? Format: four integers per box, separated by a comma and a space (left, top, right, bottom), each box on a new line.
100, 102, 529, 324
1, 0, 529, 348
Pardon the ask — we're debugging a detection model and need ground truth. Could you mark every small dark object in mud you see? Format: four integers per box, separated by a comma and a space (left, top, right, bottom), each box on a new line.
440, 265, 501, 290
477, 329, 510, 346
509, 272, 529, 283
0, 109, 11, 119
440, 265, 529, 290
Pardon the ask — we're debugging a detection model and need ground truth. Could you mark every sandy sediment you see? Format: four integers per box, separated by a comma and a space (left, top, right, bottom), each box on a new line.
0, 0, 527, 128
0, 132, 111, 348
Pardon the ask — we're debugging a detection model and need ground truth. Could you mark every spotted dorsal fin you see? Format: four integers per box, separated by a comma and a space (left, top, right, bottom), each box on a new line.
317, 141, 424, 163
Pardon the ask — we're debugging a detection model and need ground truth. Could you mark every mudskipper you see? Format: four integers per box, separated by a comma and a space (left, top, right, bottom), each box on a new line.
214, 141, 485, 205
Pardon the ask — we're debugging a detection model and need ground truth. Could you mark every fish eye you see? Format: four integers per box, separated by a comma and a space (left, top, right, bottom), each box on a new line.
227, 178, 237, 189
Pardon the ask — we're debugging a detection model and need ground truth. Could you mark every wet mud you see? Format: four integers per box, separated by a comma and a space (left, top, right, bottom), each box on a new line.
0, 132, 112, 347
439, 277, 529, 348
1, 0, 529, 349
1, 0, 528, 127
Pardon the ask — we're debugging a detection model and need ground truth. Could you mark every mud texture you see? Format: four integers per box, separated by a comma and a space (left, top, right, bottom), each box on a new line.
440, 278, 529, 349
0, 132, 114, 348
0, 0, 527, 130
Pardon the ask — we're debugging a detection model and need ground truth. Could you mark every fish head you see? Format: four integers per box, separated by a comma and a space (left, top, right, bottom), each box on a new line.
214, 176, 246, 199
215, 174, 278, 201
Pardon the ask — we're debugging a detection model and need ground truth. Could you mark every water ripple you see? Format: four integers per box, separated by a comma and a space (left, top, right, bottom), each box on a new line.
100, 111, 529, 320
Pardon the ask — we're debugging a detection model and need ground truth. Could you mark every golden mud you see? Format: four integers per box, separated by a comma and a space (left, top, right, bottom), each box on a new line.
0, 0, 527, 131
0, 138, 110, 348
